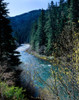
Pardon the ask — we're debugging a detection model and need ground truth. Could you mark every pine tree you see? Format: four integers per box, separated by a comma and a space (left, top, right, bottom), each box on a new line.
58, 0, 67, 32
67, 0, 74, 26
67, 0, 71, 7
60, 0, 64, 6
0, 0, 21, 66
44, 10, 53, 55
44, 1, 58, 55
35, 9, 46, 53
72, 0, 79, 27
67, 0, 79, 27
30, 0, 78, 57
30, 21, 38, 50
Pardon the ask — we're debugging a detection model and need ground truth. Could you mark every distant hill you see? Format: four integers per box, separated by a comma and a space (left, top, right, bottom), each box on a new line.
10, 10, 41, 44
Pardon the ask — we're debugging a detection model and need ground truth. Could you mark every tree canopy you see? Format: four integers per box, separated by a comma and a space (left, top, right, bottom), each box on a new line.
0, 0, 21, 66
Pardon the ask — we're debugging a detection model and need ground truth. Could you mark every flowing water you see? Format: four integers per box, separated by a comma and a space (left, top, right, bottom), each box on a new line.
17, 44, 57, 97
16, 44, 78, 100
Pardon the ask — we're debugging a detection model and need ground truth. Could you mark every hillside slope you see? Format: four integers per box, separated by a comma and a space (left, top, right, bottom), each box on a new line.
10, 10, 41, 44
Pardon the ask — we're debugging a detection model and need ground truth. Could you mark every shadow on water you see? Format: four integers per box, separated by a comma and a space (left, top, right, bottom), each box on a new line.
17, 45, 79, 100
19, 51, 52, 97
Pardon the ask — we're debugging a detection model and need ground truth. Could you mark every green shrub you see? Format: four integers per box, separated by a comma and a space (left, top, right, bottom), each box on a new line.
0, 82, 27, 100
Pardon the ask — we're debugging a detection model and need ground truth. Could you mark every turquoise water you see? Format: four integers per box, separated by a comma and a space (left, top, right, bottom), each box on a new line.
19, 51, 55, 98
19, 51, 52, 87
18, 49, 78, 100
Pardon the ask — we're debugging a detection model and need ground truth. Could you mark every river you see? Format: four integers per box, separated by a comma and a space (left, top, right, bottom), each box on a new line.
16, 44, 78, 100
16, 44, 54, 97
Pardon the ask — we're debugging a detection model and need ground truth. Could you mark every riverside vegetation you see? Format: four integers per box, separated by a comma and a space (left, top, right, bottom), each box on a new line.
30, 0, 79, 100
0, 0, 27, 100
0, 0, 79, 100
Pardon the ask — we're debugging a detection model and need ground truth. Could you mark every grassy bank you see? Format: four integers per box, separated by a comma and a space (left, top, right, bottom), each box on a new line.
26, 49, 54, 63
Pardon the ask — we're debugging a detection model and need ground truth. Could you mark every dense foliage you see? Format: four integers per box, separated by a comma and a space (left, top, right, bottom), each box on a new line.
30, 0, 79, 99
0, 1, 25, 100
0, 0, 79, 99
0, 82, 27, 100
0, 0, 20, 66
31, 0, 79, 56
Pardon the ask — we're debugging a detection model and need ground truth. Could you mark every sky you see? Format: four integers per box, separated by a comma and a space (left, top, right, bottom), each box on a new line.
5, 0, 59, 17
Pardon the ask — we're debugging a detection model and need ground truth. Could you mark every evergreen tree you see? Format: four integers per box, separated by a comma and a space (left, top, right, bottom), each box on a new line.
44, 9, 53, 55
58, 0, 67, 32
67, 0, 71, 7
44, 1, 58, 55
0, 0, 20, 66
35, 9, 46, 53
30, 21, 38, 50
30, 0, 79, 56
67, 0, 74, 25
60, 0, 64, 6
67, 0, 79, 27
72, 0, 79, 27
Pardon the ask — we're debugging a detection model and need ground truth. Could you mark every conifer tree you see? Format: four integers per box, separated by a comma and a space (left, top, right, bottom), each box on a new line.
44, 1, 58, 55
67, 0, 79, 27
67, 0, 71, 7
44, 9, 53, 55
0, 0, 20, 66
31, 21, 38, 50
35, 9, 46, 52
30, 0, 78, 56
72, 0, 79, 27
58, 0, 67, 32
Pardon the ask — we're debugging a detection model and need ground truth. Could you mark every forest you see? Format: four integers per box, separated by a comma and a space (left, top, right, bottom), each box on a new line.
10, 10, 41, 44
31, 0, 79, 56
0, 0, 79, 100
30, 0, 79, 99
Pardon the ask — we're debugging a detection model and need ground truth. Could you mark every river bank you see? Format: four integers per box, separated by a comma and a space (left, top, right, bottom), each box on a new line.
15, 44, 79, 100
26, 44, 72, 68
16, 44, 42, 100
25, 44, 55, 64
26, 45, 67, 67
0, 66, 41, 100
0, 63, 24, 100
18, 44, 54, 63
16, 44, 58, 100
